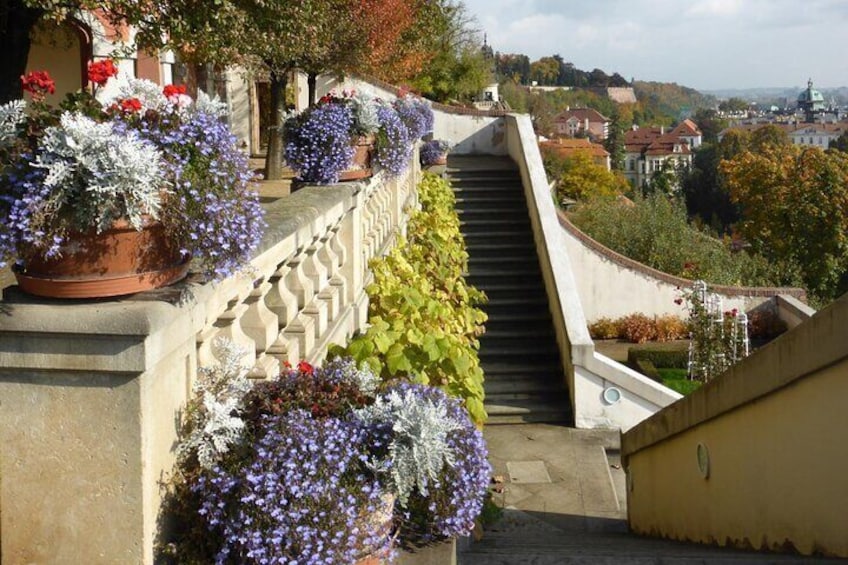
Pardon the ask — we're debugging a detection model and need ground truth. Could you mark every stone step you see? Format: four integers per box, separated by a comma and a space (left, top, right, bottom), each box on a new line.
460, 218, 532, 230
479, 348, 561, 365
481, 360, 563, 376
485, 400, 572, 425
455, 194, 525, 206
477, 284, 546, 299
462, 534, 815, 564
479, 296, 549, 311
463, 235, 536, 248
468, 256, 539, 269
448, 173, 521, 182
484, 378, 566, 395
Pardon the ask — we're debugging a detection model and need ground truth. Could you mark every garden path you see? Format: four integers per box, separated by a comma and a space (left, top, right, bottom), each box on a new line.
461, 423, 835, 564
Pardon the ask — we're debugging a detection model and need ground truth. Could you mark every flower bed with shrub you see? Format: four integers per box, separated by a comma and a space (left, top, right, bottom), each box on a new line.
0, 65, 264, 280
160, 343, 490, 563
332, 173, 488, 425
588, 313, 688, 344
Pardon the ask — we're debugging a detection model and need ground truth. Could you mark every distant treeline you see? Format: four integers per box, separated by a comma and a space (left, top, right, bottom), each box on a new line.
495, 53, 630, 88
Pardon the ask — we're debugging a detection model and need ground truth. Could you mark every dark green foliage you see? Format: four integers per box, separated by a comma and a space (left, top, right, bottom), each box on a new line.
829, 130, 848, 153
681, 142, 740, 233
604, 108, 626, 171
627, 346, 690, 370
633, 358, 661, 382
570, 192, 798, 287
659, 370, 701, 395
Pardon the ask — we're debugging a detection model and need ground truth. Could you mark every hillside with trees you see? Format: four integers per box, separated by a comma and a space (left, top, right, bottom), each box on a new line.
494, 52, 716, 134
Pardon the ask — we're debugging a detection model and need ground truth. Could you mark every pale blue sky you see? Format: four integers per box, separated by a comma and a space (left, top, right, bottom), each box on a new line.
463, 0, 848, 90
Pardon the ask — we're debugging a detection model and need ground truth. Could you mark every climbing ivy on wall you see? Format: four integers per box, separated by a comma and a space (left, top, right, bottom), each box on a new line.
331, 172, 488, 425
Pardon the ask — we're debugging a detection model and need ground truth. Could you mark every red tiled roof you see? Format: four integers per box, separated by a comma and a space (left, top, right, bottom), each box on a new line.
554, 108, 610, 123
671, 119, 702, 136
540, 138, 610, 158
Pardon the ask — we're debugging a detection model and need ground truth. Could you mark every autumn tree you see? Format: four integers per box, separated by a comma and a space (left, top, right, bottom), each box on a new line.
529, 56, 559, 85
718, 97, 749, 113
398, 1, 490, 103
542, 149, 627, 203
721, 144, 848, 301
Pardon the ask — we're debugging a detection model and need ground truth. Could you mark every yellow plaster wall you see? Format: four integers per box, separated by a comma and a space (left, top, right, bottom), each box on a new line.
627, 357, 848, 556
26, 21, 83, 104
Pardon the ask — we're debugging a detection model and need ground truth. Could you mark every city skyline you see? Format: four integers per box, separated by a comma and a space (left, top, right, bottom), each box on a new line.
464, 0, 848, 90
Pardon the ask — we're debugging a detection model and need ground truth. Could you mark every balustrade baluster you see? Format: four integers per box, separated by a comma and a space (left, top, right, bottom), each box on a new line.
241, 280, 281, 379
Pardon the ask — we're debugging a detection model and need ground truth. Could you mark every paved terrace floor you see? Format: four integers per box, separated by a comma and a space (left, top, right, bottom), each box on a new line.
461, 423, 842, 563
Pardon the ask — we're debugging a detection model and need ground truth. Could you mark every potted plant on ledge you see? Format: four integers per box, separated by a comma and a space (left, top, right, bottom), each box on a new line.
0, 64, 265, 298
420, 139, 451, 168
283, 92, 417, 186
161, 347, 490, 563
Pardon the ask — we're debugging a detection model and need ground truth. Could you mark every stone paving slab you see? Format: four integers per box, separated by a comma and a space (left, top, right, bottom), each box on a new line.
463, 424, 837, 564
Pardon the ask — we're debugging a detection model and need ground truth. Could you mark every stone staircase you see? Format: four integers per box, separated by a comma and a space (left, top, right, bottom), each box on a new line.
448, 156, 572, 425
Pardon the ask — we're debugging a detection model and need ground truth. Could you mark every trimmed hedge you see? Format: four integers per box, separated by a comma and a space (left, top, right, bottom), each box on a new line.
627, 346, 689, 370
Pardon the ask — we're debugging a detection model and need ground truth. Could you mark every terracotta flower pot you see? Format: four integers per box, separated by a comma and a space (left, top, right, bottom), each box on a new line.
14, 218, 189, 298
339, 134, 375, 181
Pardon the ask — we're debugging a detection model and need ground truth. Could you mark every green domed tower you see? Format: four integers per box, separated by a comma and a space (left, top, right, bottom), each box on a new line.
798, 78, 825, 122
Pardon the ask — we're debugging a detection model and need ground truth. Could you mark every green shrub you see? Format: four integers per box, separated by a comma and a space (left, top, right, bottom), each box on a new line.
633, 358, 661, 382
569, 192, 803, 288
627, 345, 690, 369
331, 173, 488, 426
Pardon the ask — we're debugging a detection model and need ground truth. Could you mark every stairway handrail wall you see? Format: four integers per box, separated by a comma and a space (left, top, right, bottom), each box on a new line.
622, 291, 848, 557
0, 155, 420, 564
505, 114, 681, 430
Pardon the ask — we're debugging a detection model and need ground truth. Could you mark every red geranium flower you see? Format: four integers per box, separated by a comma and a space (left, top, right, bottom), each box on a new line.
20, 70, 55, 100
163, 84, 187, 98
88, 60, 118, 86
297, 360, 314, 376
118, 97, 142, 113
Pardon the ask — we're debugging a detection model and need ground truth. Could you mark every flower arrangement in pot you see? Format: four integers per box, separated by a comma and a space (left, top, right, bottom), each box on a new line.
392, 94, 434, 141
161, 342, 490, 563
0, 63, 265, 298
420, 139, 451, 167
283, 91, 416, 185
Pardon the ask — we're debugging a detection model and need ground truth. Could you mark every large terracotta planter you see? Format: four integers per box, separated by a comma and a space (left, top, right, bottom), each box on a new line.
339, 134, 375, 181
14, 219, 189, 298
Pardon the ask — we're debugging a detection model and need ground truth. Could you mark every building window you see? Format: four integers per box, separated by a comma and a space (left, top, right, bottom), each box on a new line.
629, 160, 635, 171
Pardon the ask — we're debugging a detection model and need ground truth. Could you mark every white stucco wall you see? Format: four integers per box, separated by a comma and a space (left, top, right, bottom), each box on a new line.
300, 73, 508, 155
559, 217, 778, 322
225, 69, 252, 151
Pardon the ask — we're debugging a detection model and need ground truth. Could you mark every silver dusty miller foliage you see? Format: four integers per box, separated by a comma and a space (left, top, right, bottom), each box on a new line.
179, 338, 252, 470
0, 100, 26, 149
357, 388, 462, 506
34, 111, 165, 232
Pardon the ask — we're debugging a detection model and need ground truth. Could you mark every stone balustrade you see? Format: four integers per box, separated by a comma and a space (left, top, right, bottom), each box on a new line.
0, 155, 419, 564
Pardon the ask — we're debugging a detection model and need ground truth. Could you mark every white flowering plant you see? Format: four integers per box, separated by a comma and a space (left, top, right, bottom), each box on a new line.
0, 65, 265, 279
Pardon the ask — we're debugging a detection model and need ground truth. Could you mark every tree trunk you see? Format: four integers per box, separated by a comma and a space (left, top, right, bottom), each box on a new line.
264, 69, 288, 181
0, 2, 43, 103
307, 72, 317, 107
